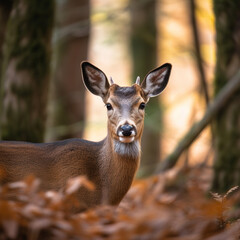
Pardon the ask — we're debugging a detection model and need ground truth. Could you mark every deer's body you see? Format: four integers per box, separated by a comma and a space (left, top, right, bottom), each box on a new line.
0, 62, 171, 210
0, 137, 138, 207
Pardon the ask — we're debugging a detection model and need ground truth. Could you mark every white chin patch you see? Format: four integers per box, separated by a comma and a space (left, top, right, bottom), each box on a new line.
114, 139, 140, 158
119, 136, 135, 143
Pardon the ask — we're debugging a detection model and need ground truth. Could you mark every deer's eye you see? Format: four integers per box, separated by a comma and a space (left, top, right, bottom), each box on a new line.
139, 102, 146, 110
106, 103, 113, 111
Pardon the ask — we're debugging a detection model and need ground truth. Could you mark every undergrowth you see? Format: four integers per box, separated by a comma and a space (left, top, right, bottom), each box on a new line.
0, 167, 240, 239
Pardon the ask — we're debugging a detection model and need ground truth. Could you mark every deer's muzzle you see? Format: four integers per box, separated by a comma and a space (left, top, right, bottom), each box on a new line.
117, 124, 136, 143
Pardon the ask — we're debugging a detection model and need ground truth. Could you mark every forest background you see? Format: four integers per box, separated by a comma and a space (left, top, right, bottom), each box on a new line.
0, 0, 240, 239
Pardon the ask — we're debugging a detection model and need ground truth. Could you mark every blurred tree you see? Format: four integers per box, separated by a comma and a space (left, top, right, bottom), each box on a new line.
0, 0, 55, 142
212, 0, 240, 193
0, 0, 13, 88
129, 0, 161, 177
49, 0, 90, 140
188, 0, 209, 106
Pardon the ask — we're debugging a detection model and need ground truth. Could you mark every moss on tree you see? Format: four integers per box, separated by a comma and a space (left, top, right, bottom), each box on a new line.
0, 0, 55, 142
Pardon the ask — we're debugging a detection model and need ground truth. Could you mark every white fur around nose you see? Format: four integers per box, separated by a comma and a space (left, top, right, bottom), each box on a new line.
119, 136, 135, 143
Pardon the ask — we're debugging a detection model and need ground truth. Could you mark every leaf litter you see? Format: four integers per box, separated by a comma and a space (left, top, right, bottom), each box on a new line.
0, 167, 240, 239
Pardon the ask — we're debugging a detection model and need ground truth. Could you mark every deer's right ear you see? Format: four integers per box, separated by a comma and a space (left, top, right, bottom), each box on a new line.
81, 62, 110, 99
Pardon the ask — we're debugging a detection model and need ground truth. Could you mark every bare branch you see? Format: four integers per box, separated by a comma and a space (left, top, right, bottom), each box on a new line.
156, 70, 240, 173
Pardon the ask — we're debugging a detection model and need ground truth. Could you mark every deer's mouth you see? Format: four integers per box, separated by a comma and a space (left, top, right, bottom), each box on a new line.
119, 136, 135, 143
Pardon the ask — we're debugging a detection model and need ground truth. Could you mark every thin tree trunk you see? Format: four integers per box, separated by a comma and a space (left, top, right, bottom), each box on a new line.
188, 0, 209, 105
129, 0, 161, 177
0, 0, 55, 142
49, 0, 90, 140
211, 0, 240, 193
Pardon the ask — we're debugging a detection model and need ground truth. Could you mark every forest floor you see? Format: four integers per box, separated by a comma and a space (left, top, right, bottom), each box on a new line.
0, 166, 240, 239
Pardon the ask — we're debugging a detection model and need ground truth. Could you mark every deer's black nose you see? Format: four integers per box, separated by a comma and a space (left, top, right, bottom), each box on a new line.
120, 124, 134, 137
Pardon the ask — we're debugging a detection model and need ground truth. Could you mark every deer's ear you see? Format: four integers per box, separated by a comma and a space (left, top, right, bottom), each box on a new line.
81, 61, 110, 99
141, 63, 172, 98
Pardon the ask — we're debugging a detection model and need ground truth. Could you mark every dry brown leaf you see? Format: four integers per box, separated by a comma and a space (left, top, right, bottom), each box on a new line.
224, 186, 239, 199
65, 176, 95, 195
2, 220, 18, 239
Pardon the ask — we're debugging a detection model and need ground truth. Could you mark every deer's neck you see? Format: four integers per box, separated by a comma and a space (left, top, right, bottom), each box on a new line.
99, 135, 140, 205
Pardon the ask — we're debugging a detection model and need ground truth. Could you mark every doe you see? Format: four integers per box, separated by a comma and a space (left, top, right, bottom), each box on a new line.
0, 62, 172, 209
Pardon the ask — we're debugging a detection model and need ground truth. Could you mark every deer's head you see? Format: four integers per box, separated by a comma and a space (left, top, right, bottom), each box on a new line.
81, 62, 171, 156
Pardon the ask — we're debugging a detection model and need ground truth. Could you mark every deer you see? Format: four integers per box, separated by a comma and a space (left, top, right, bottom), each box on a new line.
0, 61, 172, 210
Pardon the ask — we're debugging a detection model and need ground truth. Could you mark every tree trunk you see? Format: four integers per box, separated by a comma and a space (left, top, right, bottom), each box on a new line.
0, 0, 13, 89
129, 0, 161, 177
49, 0, 90, 140
211, 0, 240, 193
0, 0, 55, 142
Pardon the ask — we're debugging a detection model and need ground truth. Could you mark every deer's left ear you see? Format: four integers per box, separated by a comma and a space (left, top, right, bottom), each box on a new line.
141, 63, 172, 98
